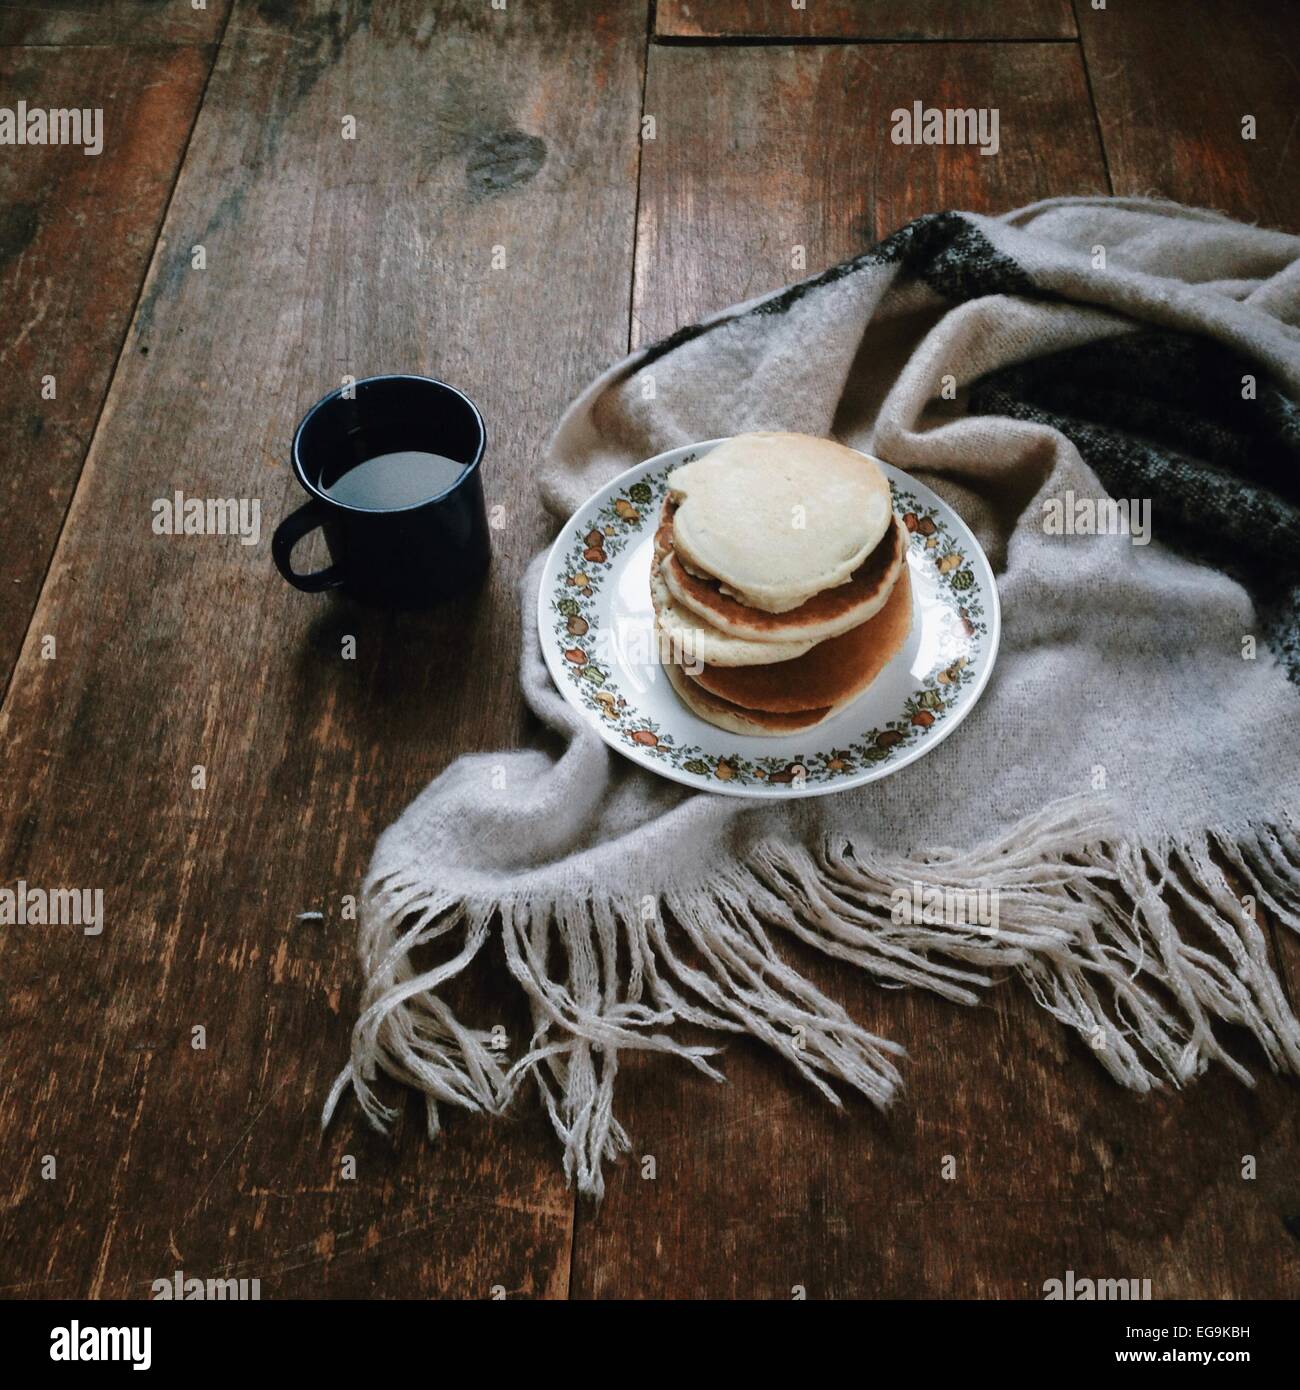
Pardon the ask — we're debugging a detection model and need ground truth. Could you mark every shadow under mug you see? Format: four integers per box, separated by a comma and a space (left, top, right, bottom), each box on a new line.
273, 374, 490, 608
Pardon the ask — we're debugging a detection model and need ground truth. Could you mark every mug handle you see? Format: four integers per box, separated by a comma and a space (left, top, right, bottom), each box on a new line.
272, 500, 345, 592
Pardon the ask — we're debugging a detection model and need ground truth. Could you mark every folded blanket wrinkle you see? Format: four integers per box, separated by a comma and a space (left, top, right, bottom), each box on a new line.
326, 197, 1300, 1196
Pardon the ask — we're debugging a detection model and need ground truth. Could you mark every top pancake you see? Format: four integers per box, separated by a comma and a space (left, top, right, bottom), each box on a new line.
666, 432, 893, 613
660, 499, 905, 644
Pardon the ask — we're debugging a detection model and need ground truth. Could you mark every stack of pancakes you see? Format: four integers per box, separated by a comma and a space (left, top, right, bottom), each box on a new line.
652, 432, 912, 736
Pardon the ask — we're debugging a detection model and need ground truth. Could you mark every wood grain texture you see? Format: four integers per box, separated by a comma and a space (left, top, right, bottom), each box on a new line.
1077, 0, 1300, 233
3, 1, 1298, 1306
633, 42, 1109, 345
573, 973, 1300, 1296
0, 0, 229, 44
655, 0, 1076, 41
577, 38, 1300, 1299
0, 0, 646, 1298
0, 44, 212, 691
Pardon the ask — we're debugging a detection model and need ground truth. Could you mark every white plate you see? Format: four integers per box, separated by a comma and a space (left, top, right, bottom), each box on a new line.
538, 440, 1000, 799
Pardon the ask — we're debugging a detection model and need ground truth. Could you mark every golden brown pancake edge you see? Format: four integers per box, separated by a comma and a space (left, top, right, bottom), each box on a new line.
690, 565, 913, 713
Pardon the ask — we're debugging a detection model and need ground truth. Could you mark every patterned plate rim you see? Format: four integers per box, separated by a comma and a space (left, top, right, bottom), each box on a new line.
538, 440, 1002, 799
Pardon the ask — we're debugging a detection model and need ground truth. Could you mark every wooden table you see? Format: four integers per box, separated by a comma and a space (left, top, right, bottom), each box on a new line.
2, 0, 1298, 1299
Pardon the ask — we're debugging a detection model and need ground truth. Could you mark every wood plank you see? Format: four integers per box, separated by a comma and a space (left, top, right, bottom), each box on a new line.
0, 0, 647, 1298
577, 975, 1300, 1296
1077, 0, 1300, 232
656, 0, 1076, 41
633, 42, 1109, 346
0, 1, 229, 44
0, 44, 212, 691
578, 39, 1300, 1299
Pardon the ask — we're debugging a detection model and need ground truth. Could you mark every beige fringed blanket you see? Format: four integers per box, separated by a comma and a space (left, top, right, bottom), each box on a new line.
327, 198, 1300, 1195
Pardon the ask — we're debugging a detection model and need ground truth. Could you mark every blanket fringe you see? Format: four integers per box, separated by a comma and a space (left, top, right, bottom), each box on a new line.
324, 796, 1300, 1197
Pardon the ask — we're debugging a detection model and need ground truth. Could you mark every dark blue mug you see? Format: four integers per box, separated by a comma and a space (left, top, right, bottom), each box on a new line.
273, 374, 490, 608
